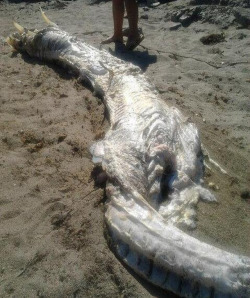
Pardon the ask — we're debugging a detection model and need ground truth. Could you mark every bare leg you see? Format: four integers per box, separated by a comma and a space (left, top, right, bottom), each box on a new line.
125, 0, 138, 39
125, 0, 144, 50
101, 0, 124, 44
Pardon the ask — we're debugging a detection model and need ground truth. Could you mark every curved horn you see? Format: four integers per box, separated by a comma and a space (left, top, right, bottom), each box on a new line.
13, 21, 24, 34
40, 8, 57, 27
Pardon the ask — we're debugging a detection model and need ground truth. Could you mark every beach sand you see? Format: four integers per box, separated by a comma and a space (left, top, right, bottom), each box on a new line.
0, 0, 249, 297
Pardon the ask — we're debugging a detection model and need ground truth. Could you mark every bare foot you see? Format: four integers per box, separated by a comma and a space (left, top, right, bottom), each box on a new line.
101, 35, 123, 45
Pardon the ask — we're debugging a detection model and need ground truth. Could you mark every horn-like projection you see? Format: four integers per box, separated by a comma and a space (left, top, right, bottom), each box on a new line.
5, 36, 14, 49
13, 21, 35, 37
40, 8, 57, 27
13, 21, 24, 34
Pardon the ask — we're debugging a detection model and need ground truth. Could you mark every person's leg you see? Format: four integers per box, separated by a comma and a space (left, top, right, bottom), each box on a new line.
101, 0, 124, 44
124, 0, 144, 50
124, 0, 138, 40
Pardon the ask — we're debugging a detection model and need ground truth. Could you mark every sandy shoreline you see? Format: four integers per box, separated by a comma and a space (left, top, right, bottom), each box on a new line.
0, 0, 249, 297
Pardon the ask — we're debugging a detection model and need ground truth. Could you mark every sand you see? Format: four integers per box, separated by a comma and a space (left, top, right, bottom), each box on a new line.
0, 0, 249, 297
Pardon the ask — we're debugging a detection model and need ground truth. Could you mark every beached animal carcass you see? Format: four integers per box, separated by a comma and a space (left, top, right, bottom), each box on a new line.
7, 12, 250, 298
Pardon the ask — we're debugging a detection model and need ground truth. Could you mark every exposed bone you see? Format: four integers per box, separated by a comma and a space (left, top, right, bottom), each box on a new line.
208, 156, 227, 174
13, 21, 24, 34
5, 36, 17, 51
202, 145, 228, 174
5, 36, 12, 47
27, 30, 35, 37
13, 21, 35, 38
40, 8, 57, 27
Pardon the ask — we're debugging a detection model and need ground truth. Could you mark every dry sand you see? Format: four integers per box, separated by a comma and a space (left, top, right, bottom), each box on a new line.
0, 0, 249, 297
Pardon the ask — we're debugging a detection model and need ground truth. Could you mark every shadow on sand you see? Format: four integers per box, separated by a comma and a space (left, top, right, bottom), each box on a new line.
110, 42, 157, 72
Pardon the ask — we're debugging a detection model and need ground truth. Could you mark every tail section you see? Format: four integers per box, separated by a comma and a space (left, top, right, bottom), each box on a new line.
105, 188, 250, 298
